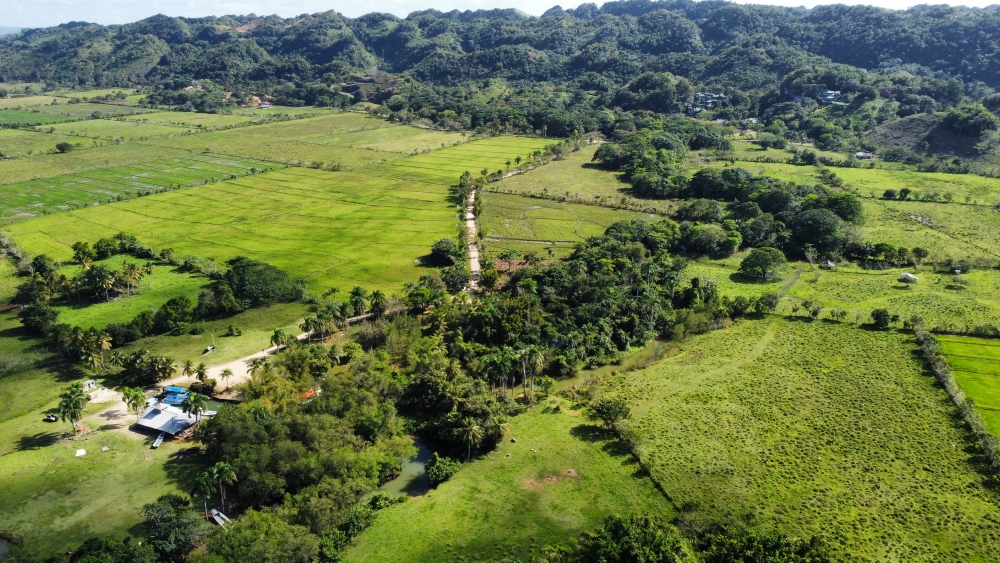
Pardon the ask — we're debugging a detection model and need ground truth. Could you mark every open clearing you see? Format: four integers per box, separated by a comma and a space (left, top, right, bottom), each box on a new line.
344, 399, 673, 563
481, 191, 650, 242
940, 335, 1000, 436
370, 136, 552, 184
599, 317, 1000, 561
495, 144, 677, 214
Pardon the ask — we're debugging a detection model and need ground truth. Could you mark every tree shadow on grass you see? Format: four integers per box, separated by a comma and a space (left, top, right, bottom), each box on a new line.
569, 423, 635, 460
162, 446, 211, 491
16, 431, 61, 450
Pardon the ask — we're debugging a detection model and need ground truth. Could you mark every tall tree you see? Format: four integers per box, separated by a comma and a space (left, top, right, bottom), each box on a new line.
211, 462, 238, 513
58, 382, 88, 437
122, 386, 146, 421
461, 417, 483, 461
182, 392, 209, 423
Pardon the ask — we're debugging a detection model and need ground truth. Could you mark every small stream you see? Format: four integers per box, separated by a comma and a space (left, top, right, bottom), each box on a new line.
380, 438, 431, 497
0, 537, 12, 561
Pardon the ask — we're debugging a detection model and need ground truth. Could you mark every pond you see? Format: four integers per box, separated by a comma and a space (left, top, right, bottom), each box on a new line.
0, 537, 12, 561
380, 438, 431, 497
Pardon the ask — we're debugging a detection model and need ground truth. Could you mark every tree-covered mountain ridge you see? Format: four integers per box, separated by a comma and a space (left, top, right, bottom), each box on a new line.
3, 0, 1000, 90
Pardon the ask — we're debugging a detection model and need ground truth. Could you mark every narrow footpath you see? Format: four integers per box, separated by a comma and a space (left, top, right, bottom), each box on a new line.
466, 190, 480, 295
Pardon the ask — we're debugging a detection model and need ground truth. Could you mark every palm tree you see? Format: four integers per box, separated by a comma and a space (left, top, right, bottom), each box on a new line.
182, 360, 195, 380
182, 392, 209, 423
195, 363, 208, 382
211, 462, 237, 512
369, 289, 388, 318
193, 471, 216, 520
89, 329, 112, 366
515, 155, 522, 165
220, 368, 233, 390
521, 346, 545, 395
300, 317, 319, 344
349, 286, 368, 316
82, 348, 103, 372
108, 350, 125, 368
58, 383, 88, 437
122, 387, 146, 421
154, 356, 175, 382
270, 328, 287, 349
461, 417, 483, 461
250, 357, 268, 374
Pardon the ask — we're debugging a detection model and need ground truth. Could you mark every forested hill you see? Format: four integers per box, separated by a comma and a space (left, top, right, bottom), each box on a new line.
2, 1, 1000, 90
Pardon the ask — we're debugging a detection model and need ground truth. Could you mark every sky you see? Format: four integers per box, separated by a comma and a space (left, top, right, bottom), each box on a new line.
1, 0, 996, 29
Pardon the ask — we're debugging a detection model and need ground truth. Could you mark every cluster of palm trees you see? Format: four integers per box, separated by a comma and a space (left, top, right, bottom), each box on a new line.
192, 462, 237, 518
292, 287, 393, 346
50, 325, 112, 370
108, 349, 177, 386
473, 346, 545, 399
64, 260, 154, 304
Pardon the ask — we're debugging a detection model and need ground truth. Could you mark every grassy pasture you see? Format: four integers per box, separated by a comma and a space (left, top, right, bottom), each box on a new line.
6, 167, 457, 293
33, 103, 155, 118
497, 144, 677, 214
0, 128, 81, 158
858, 198, 1000, 258
0, 109, 78, 126
785, 266, 1000, 327
344, 400, 673, 563
836, 167, 1000, 203
0, 143, 199, 185
122, 111, 260, 128
0, 408, 205, 558
53, 258, 210, 328
306, 126, 465, 154
0, 96, 72, 109
940, 335, 1000, 436
46, 119, 190, 140
371, 136, 552, 184
480, 191, 650, 242
602, 318, 1000, 561
0, 153, 275, 222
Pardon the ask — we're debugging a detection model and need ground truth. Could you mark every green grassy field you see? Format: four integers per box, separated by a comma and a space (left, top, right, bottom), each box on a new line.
122, 111, 260, 128
0, 109, 78, 126
481, 192, 650, 242
0, 143, 208, 185
0, 153, 277, 222
0, 128, 83, 158
858, 198, 1000, 257
600, 317, 1000, 561
370, 136, 552, 184
785, 265, 1000, 328
344, 399, 674, 563
940, 335, 1000, 436
7, 167, 458, 293
46, 119, 192, 140
53, 258, 211, 328
494, 144, 677, 215
33, 102, 155, 119
0, 406, 206, 557
0, 96, 73, 109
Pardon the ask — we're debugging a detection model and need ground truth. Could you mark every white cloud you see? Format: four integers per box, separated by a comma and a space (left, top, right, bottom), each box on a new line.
1, 0, 995, 29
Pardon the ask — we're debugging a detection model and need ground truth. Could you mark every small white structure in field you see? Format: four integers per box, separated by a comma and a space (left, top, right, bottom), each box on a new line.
899, 272, 918, 283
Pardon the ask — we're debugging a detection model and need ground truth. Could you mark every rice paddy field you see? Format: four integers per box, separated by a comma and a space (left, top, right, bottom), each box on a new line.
0, 109, 78, 126
5, 167, 458, 293
33, 102, 155, 119
601, 317, 1000, 561
370, 136, 551, 184
0, 153, 277, 222
940, 335, 1000, 436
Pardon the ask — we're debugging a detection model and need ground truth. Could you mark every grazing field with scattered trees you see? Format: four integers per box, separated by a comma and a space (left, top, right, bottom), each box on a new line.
9, 1, 1000, 559
598, 318, 1000, 561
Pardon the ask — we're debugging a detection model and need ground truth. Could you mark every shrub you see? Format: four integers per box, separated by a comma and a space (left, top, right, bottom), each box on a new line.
430, 238, 463, 266
425, 452, 461, 487
882, 189, 898, 199
55, 142, 73, 153
870, 308, 891, 329
589, 397, 631, 428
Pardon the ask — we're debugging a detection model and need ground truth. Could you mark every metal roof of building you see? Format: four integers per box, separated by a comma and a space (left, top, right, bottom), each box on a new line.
137, 405, 198, 435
